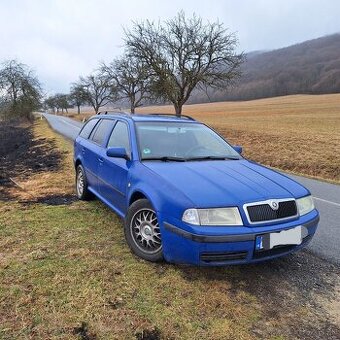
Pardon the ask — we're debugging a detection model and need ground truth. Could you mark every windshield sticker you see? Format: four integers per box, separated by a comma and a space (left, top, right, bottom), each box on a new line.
143, 148, 151, 155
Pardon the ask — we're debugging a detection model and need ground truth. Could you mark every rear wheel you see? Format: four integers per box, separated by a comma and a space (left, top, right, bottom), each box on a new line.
125, 199, 163, 262
76, 164, 93, 200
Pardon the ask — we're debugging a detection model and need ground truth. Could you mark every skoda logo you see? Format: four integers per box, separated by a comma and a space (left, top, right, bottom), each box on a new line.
269, 200, 279, 210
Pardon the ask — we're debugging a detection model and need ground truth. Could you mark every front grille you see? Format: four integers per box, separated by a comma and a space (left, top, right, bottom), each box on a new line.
246, 200, 297, 223
200, 251, 248, 263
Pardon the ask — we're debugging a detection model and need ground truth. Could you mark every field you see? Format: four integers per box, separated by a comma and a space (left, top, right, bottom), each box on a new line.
137, 94, 340, 183
1, 119, 340, 339
69, 94, 340, 183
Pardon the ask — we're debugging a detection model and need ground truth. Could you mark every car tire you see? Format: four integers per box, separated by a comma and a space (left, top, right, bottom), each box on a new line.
125, 199, 163, 262
75, 164, 93, 200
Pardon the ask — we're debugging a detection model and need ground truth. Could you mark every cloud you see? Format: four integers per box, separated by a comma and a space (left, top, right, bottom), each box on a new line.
1, 0, 339, 93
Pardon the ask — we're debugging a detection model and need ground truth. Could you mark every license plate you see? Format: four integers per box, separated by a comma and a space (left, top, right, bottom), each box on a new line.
255, 226, 303, 251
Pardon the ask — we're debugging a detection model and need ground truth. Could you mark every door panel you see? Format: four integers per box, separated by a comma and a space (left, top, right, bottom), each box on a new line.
81, 118, 115, 193
98, 121, 131, 214
98, 153, 130, 214
81, 139, 102, 190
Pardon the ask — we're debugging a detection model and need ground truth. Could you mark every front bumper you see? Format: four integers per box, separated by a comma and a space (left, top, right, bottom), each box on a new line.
160, 210, 319, 266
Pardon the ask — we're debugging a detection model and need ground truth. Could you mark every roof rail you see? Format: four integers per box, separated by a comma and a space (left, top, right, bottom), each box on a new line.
148, 113, 195, 121
97, 111, 131, 116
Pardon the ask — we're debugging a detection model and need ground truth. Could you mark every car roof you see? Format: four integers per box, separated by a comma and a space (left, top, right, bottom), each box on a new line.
90, 112, 199, 123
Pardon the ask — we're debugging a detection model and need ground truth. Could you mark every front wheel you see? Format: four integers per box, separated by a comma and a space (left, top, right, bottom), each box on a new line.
124, 199, 163, 262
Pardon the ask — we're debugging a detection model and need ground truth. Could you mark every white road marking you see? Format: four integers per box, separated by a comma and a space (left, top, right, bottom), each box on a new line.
314, 196, 340, 207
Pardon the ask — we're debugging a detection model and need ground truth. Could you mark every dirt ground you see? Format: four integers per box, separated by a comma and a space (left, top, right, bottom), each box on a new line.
0, 120, 64, 200
0, 120, 75, 203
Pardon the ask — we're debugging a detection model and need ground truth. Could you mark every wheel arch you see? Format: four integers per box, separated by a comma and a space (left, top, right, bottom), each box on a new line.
128, 187, 163, 212
129, 191, 147, 206
75, 158, 82, 169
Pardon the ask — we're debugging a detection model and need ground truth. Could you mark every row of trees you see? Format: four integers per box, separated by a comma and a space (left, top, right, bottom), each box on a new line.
45, 12, 243, 117
0, 12, 243, 119
44, 93, 71, 114
0, 60, 42, 120
44, 75, 115, 115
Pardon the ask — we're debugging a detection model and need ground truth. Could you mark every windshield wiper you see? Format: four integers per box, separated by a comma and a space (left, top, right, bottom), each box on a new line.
185, 156, 240, 161
142, 156, 187, 162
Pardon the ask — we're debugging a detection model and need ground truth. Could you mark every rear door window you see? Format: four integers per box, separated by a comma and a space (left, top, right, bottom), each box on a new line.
79, 118, 99, 139
90, 119, 115, 146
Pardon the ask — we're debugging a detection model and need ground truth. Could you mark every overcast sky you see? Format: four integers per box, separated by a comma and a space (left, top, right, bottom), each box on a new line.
1, 0, 339, 94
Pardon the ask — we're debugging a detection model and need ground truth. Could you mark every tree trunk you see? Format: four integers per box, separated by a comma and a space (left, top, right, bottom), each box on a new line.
130, 93, 136, 114
174, 104, 182, 117
11, 83, 17, 105
77, 105, 80, 114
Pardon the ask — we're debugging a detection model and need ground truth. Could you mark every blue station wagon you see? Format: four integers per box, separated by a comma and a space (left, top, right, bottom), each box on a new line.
74, 113, 319, 266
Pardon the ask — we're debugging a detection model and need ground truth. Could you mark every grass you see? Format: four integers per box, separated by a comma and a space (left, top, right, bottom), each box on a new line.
69, 93, 340, 183
0, 121, 260, 339
0, 120, 339, 339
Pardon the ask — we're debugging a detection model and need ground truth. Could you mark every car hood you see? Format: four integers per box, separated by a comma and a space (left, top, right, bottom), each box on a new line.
143, 159, 309, 207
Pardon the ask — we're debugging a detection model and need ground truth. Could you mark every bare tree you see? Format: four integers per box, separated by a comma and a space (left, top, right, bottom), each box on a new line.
56, 94, 70, 114
44, 94, 70, 114
0, 60, 42, 119
101, 54, 152, 113
79, 74, 116, 114
70, 84, 87, 114
44, 96, 58, 113
125, 12, 244, 116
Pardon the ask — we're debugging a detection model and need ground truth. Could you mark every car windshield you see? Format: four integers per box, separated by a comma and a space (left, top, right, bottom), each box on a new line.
135, 121, 242, 161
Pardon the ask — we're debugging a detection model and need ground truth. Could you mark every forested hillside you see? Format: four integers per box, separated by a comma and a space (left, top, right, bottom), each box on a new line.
191, 34, 340, 102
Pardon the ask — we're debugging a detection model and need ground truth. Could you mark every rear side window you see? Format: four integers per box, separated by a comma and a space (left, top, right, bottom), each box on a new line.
107, 121, 131, 155
79, 119, 99, 139
90, 119, 115, 145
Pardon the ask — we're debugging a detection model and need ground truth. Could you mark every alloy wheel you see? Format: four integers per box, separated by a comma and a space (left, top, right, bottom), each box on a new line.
76, 168, 84, 197
130, 208, 162, 254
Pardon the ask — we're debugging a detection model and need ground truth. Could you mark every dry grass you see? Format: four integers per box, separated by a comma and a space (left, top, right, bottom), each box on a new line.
1, 119, 339, 339
69, 93, 340, 183
136, 94, 340, 183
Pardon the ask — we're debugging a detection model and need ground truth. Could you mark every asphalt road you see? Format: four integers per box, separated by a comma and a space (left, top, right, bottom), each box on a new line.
42, 113, 83, 140
43, 112, 340, 265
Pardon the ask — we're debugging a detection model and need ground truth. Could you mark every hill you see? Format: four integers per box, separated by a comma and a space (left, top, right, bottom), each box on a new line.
191, 34, 340, 102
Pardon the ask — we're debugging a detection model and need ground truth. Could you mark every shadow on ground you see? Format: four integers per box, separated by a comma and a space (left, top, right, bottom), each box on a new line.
171, 251, 340, 339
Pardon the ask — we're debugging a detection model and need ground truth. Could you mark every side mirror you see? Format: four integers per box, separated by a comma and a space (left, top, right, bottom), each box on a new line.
106, 147, 129, 160
233, 145, 243, 154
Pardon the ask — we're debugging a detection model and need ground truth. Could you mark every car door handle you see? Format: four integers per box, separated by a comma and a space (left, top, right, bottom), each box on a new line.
98, 158, 104, 164
81, 147, 85, 154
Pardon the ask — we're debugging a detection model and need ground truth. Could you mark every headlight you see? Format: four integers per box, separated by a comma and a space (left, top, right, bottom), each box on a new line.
182, 208, 243, 226
296, 195, 315, 216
